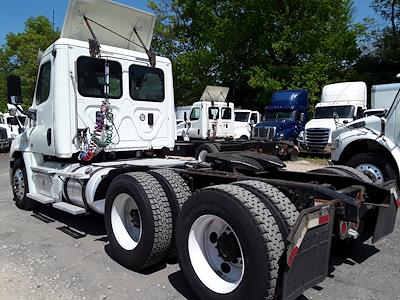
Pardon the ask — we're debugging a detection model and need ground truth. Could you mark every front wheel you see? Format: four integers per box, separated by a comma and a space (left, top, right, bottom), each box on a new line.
345, 153, 396, 185
11, 158, 37, 210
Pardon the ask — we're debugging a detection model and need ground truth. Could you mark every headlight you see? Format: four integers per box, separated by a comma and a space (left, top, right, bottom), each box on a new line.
297, 131, 304, 141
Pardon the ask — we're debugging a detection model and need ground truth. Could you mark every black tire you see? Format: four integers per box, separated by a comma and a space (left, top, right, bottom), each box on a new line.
148, 169, 191, 258
104, 172, 173, 270
345, 152, 396, 185
176, 184, 284, 300
195, 143, 219, 162
233, 180, 299, 236
325, 165, 373, 183
11, 157, 38, 210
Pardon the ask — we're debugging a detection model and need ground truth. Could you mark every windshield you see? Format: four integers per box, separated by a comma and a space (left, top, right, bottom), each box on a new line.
313, 105, 354, 119
235, 112, 250, 122
7, 116, 26, 126
264, 111, 293, 120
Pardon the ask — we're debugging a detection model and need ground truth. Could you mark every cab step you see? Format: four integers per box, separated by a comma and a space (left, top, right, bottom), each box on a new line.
27, 192, 55, 204
52, 202, 86, 215
31, 166, 90, 180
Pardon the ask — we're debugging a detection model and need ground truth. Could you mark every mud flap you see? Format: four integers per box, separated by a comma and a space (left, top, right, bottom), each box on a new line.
282, 205, 335, 300
372, 183, 399, 243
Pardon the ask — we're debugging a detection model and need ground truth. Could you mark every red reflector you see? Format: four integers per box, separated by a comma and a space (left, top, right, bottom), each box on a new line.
319, 214, 330, 225
287, 246, 299, 267
396, 199, 400, 208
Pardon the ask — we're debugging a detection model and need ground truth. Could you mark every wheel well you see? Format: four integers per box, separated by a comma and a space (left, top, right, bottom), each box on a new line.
338, 139, 399, 177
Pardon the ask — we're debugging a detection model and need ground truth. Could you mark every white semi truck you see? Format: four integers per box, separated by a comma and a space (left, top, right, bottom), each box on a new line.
7, 1, 399, 299
331, 79, 400, 186
234, 109, 260, 140
300, 81, 367, 154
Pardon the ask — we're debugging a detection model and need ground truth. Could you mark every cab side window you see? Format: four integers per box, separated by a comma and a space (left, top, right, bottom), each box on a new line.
221, 108, 232, 120
250, 113, 258, 124
36, 61, 51, 105
208, 107, 219, 120
190, 107, 200, 120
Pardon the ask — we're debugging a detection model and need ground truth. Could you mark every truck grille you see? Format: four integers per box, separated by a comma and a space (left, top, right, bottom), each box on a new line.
0, 127, 7, 140
253, 127, 276, 141
306, 128, 330, 146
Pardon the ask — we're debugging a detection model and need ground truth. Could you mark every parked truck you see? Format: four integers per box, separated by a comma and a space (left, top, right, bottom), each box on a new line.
331, 79, 400, 186
363, 83, 400, 117
253, 89, 308, 143
7, 1, 399, 300
233, 108, 260, 140
299, 81, 367, 154
172, 86, 294, 161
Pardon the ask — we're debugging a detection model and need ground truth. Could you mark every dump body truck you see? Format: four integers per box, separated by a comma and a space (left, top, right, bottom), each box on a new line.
7, 1, 399, 300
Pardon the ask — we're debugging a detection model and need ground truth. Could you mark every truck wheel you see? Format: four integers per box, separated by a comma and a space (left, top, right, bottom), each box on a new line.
176, 184, 284, 300
11, 158, 38, 210
104, 172, 173, 270
325, 165, 373, 183
345, 153, 396, 185
233, 180, 299, 233
195, 143, 219, 162
148, 169, 191, 258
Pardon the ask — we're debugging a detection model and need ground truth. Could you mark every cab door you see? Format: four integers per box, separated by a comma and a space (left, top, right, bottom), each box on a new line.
220, 106, 234, 137
29, 55, 55, 155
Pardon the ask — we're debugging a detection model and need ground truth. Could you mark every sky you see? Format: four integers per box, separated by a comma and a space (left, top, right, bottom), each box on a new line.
0, 0, 387, 47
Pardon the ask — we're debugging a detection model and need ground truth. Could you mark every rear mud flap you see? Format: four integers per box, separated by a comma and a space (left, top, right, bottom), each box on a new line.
282, 205, 335, 300
372, 184, 399, 243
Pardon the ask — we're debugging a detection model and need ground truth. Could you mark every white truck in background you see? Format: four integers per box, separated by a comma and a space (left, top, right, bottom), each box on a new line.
363, 83, 400, 117
0, 105, 26, 152
5, 1, 399, 300
234, 109, 260, 140
301, 81, 367, 154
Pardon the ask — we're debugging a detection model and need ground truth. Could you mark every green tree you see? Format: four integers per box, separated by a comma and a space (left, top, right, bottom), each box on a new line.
0, 16, 60, 111
149, 0, 359, 110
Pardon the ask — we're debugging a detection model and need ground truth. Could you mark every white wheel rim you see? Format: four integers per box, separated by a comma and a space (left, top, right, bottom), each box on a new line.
13, 169, 25, 200
111, 193, 142, 250
356, 163, 384, 185
198, 150, 209, 162
188, 214, 245, 294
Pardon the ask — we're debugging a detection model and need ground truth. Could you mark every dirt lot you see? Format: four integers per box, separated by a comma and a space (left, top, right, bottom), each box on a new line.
0, 153, 399, 300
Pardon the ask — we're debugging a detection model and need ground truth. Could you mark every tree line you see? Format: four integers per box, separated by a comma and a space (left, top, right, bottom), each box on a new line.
0, 0, 398, 113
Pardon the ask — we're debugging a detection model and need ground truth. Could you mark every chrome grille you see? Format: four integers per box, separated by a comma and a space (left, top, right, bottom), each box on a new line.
0, 128, 7, 140
306, 128, 330, 146
253, 126, 276, 141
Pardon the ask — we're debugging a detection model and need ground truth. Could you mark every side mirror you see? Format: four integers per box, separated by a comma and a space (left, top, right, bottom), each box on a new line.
333, 112, 339, 123
7, 75, 23, 105
343, 120, 349, 124
299, 112, 305, 122
184, 112, 187, 122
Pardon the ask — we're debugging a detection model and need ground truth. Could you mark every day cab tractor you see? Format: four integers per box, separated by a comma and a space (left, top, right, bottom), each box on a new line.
7, 1, 399, 300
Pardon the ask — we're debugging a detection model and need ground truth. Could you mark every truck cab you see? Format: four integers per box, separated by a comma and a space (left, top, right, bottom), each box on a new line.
181, 86, 234, 140
301, 81, 366, 154
233, 109, 260, 140
253, 89, 307, 142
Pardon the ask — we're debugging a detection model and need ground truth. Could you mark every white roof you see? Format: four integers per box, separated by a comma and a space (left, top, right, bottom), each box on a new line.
61, 0, 156, 52
321, 81, 367, 104
200, 86, 230, 102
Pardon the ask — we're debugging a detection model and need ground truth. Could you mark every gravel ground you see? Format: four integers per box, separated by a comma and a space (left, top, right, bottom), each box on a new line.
0, 153, 398, 299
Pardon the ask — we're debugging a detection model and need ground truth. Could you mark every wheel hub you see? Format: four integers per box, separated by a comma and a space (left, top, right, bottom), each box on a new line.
216, 232, 241, 264
130, 209, 140, 227
12, 169, 25, 200
356, 163, 384, 185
